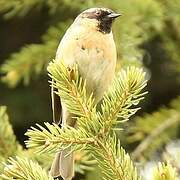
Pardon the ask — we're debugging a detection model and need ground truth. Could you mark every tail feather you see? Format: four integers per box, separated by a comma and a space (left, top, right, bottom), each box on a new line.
50, 152, 61, 178
60, 149, 74, 179
50, 149, 74, 180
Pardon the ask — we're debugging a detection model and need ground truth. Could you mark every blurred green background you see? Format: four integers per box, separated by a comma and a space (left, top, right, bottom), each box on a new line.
0, 0, 180, 179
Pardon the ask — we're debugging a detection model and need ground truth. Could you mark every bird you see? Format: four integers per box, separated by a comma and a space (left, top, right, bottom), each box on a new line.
50, 7, 121, 180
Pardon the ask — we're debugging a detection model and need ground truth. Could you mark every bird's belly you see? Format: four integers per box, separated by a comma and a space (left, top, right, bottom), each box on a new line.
76, 50, 115, 102
56, 31, 116, 102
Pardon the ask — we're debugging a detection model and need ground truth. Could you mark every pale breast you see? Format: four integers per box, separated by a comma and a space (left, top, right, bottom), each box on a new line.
56, 25, 117, 102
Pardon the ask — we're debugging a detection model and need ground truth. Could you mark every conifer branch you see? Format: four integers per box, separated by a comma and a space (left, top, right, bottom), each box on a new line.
0, 0, 88, 19
0, 106, 21, 159
152, 162, 177, 180
25, 123, 95, 154
0, 23, 67, 87
0, 106, 96, 176
99, 67, 147, 135
47, 62, 147, 136
1, 1, 180, 179
47, 61, 94, 119
1, 157, 53, 180
0, 0, 44, 19
91, 133, 139, 180
25, 61, 147, 179
47, 61, 100, 134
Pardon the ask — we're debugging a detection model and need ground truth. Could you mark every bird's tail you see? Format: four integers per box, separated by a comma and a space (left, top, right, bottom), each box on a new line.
50, 148, 74, 180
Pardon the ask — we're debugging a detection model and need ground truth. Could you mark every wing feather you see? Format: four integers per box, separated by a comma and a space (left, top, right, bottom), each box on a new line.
51, 79, 62, 124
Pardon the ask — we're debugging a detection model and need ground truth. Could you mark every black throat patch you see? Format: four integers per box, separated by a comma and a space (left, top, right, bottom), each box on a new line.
98, 18, 113, 34
82, 8, 114, 34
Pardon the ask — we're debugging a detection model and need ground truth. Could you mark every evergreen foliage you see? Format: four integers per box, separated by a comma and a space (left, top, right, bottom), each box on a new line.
0, 0, 180, 179
1, 23, 66, 87
128, 97, 180, 161
25, 62, 147, 180
1, 62, 178, 179
152, 162, 177, 180
0, 107, 21, 172
0, 107, 96, 179
1, 157, 53, 180
159, 0, 180, 74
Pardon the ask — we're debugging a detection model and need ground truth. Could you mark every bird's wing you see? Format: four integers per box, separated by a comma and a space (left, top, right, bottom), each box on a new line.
51, 79, 62, 124
51, 27, 74, 125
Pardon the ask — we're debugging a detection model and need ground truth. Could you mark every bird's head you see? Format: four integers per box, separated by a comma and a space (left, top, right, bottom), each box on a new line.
75, 8, 121, 34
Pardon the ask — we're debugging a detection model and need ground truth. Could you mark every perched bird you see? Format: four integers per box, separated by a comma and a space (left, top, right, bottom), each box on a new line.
50, 7, 121, 180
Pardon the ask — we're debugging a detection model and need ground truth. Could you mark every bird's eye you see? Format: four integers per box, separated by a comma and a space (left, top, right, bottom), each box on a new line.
95, 11, 101, 15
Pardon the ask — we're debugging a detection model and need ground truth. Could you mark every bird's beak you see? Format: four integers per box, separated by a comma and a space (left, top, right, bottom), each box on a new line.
108, 12, 122, 18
